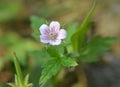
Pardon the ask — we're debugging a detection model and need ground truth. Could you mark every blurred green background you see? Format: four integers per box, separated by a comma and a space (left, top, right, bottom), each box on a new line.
0, 0, 120, 87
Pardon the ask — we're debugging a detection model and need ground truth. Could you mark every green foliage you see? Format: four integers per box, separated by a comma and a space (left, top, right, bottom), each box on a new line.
13, 54, 24, 87
40, 59, 61, 86
39, 43, 78, 86
86, 36, 117, 55
71, 1, 96, 52
79, 36, 117, 62
61, 58, 78, 67
28, 1, 117, 86
46, 45, 64, 58
0, 33, 39, 70
40, 57, 77, 86
9, 40, 39, 65
8, 55, 33, 87
30, 16, 46, 41
65, 23, 78, 44
30, 16, 46, 31
28, 48, 51, 67
8, 75, 33, 87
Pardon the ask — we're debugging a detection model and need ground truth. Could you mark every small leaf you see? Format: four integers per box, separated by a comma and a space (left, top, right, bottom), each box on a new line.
61, 58, 78, 67
40, 59, 61, 86
30, 16, 46, 31
30, 16, 46, 41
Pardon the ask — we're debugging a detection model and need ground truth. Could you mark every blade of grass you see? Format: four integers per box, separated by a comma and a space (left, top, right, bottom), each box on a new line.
13, 52, 24, 87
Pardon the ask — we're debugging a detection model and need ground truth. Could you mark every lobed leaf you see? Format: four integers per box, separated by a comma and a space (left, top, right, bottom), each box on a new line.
86, 36, 117, 55
40, 57, 78, 86
79, 36, 117, 62
40, 59, 61, 86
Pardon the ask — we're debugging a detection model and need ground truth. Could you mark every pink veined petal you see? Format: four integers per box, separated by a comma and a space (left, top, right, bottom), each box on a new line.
39, 24, 49, 35
40, 35, 50, 43
49, 39, 61, 45
49, 21, 60, 33
57, 29, 67, 39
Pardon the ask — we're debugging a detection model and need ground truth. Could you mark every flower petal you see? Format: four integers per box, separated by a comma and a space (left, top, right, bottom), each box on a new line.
39, 24, 49, 35
57, 29, 66, 39
49, 39, 61, 45
50, 21, 60, 33
40, 35, 49, 43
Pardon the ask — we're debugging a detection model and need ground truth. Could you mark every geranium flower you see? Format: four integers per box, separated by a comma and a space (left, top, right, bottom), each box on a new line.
39, 21, 67, 45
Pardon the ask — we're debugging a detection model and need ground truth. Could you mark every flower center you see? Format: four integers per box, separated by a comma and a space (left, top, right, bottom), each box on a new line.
49, 32, 57, 40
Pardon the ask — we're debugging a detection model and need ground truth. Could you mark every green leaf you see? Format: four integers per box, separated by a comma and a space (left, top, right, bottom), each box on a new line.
71, 1, 96, 52
9, 40, 39, 65
30, 16, 46, 41
65, 22, 78, 44
39, 57, 78, 86
8, 74, 33, 87
30, 16, 46, 31
46, 45, 64, 58
79, 36, 117, 62
61, 58, 78, 67
28, 48, 51, 67
24, 74, 33, 87
8, 83, 16, 87
40, 59, 61, 86
13, 53, 24, 87
85, 36, 117, 55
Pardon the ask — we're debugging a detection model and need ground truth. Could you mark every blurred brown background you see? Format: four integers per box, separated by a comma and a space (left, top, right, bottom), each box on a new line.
0, 0, 120, 87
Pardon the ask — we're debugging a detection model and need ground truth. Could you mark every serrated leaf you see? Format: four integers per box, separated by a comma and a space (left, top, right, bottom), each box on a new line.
86, 36, 117, 55
61, 58, 78, 67
40, 59, 61, 86
71, 1, 96, 52
39, 57, 77, 86
79, 36, 117, 63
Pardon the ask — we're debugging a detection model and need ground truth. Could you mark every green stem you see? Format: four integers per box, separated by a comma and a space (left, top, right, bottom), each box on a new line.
13, 52, 24, 87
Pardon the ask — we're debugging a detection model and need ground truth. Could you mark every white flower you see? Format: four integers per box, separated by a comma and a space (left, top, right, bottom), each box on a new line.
39, 21, 67, 45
